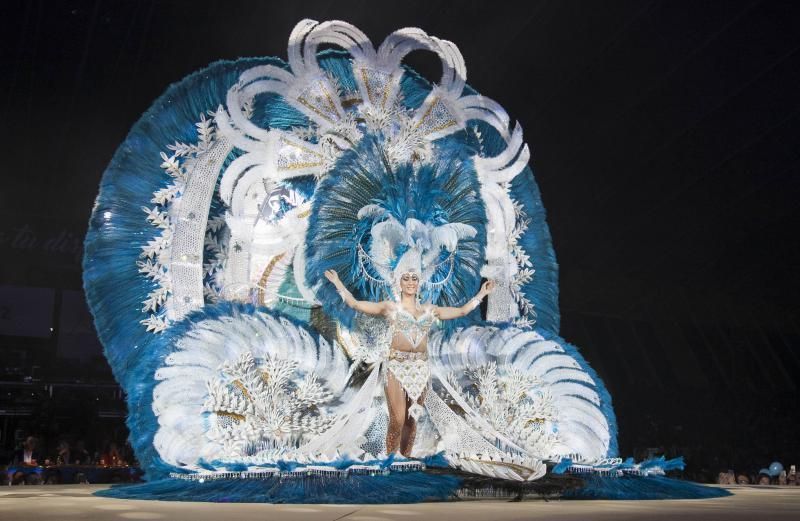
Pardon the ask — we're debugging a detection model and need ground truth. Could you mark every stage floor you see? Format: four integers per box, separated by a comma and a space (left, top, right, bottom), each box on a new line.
1, 484, 798, 520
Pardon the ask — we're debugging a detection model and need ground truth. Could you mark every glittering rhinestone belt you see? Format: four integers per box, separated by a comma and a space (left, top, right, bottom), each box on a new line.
388, 349, 428, 361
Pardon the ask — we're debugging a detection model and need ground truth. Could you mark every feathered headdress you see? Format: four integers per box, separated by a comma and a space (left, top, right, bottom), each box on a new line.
356, 205, 477, 295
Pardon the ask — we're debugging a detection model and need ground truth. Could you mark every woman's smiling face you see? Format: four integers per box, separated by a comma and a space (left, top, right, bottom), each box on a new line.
399, 272, 420, 296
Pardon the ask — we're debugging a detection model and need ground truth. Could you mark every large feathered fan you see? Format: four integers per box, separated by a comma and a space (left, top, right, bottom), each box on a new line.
83, 19, 617, 484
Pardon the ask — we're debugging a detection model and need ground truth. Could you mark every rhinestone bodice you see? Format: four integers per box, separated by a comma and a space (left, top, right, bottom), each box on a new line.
389, 305, 436, 349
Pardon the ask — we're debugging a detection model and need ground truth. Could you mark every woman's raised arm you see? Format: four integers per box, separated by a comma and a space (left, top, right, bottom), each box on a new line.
324, 269, 389, 316
433, 280, 496, 320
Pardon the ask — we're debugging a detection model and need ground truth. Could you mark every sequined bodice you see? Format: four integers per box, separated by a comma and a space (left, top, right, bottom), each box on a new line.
390, 305, 436, 348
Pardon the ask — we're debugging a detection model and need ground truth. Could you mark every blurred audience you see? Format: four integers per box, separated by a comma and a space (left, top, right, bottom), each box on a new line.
716, 463, 799, 487
4, 435, 140, 485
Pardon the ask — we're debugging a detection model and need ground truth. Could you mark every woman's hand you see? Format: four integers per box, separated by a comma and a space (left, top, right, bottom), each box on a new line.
325, 270, 388, 316
324, 269, 340, 285
435, 280, 496, 320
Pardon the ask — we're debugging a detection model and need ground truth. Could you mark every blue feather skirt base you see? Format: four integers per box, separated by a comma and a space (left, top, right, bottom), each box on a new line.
94, 472, 729, 503
94, 472, 463, 504
563, 474, 731, 500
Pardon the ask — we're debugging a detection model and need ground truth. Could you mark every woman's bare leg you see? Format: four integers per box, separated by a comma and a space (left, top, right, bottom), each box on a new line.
400, 389, 426, 457
385, 371, 407, 455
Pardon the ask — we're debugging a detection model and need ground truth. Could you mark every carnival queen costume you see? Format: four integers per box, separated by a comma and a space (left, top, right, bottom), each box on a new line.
83, 19, 712, 502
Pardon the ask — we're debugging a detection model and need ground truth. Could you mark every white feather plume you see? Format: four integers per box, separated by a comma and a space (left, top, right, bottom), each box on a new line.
428, 326, 612, 463
152, 311, 349, 469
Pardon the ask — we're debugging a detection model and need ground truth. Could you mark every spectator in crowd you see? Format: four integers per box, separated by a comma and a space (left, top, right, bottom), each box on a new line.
10, 436, 42, 485
56, 440, 71, 465
717, 470, 736, 485
72, 440, 91, 465
100, 442, 125, 466
12, 436, 40, 466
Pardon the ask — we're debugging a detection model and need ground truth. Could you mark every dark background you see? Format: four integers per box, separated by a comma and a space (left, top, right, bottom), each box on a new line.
0, 0, 798, 479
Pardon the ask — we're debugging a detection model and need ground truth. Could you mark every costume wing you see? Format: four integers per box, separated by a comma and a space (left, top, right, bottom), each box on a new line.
153, 307, 349, 469
429, 327, 615, 464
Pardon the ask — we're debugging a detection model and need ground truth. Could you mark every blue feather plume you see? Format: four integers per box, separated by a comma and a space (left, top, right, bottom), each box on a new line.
537, 329, 619, 457
552, 458, 573, 474
305, 133, 486, 331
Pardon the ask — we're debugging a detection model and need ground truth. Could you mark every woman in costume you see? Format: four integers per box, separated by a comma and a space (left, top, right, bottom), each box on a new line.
324, 268, 495, 456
